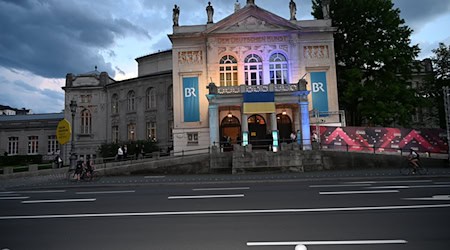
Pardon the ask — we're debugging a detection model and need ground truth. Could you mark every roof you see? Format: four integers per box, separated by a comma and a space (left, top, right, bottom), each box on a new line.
0, 113, 64, 122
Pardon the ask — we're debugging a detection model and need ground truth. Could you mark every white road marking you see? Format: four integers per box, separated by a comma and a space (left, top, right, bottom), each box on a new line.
0, 196, 30, 200
347, 180, 432, 184
168, 194, 244, 200
1, 203, 450, 220
0, 192, 15, 194
403, 195, 450, 201
247, 239, 407, 246
22, 198, 96, 204
368, 184, 450, 190
16, 190, 66, 194
76, 190, 135, 195
144, 176, 165, 179
320, 190, 399, 195
192, 187, 250, 191
309, 184, 372, 188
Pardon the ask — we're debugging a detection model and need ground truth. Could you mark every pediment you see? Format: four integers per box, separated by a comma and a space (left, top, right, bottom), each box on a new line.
205, 5, 301, 34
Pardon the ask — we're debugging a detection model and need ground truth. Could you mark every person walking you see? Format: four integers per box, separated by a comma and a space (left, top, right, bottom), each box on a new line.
117, 146, 124, 161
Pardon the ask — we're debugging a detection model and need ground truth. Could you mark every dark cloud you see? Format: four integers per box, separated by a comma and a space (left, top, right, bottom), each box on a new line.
0, 0, 151, 79
394, 0, 450, 31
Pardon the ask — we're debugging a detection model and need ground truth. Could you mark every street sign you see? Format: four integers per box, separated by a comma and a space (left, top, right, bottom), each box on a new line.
56, 119, 72, 145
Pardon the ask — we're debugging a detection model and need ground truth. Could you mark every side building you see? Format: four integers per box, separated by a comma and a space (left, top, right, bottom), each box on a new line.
63, 51, 174, 161
0, 113, 63, 158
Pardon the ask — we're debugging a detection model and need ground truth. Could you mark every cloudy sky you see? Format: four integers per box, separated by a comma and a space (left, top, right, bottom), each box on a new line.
1, 0, 449, 114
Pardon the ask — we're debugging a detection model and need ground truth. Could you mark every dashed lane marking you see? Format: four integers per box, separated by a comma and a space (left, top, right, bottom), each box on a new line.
246, 239, 407, 247
168, 194, 245, 200
22, 198, 96, 204
320, 190, 399, 195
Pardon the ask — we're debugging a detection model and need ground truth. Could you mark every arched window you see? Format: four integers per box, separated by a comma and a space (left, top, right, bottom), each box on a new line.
146, 88, 156, 109
269, 53, 288, 84
244, 53, 263, 85
81, 109, 92, 134
219, 55, 238, 86
168, 85, 173, 109
111, 94, 119, 114
127, 91, 135, 111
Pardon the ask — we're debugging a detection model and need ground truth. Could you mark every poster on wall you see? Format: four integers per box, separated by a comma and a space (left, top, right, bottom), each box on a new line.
183, 77, 200, 122
310, 72, 329, 115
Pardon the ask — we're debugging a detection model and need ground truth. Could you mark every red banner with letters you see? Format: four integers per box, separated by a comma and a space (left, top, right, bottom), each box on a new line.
311, 126, 448, 154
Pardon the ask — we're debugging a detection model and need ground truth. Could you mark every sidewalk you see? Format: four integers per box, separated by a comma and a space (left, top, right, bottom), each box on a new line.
2, 167, 450, 190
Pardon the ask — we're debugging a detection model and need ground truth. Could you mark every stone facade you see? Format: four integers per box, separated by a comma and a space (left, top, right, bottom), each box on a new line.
169, 2, 339, 154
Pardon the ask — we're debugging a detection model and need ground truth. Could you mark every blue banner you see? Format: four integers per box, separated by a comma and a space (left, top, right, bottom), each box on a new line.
183, 77, 200, 122
311, 72, 329, 114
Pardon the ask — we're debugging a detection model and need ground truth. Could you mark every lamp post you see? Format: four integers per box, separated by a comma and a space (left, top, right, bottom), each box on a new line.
69, 100, 77, 170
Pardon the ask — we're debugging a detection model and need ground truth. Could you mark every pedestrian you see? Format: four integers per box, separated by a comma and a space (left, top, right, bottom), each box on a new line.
290, 131, 296, 143
123, 145, 128, 160
85, 155, 94, 180
117, 146, 124, 161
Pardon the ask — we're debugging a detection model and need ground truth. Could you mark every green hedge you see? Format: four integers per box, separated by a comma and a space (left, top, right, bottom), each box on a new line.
0, 155, 43, 167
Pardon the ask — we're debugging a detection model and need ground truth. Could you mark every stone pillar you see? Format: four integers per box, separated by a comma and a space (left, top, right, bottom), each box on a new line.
209, 104, 220, 146
242, 113, 248, 132
270, 112, 277, 131
299, 101, 312, 150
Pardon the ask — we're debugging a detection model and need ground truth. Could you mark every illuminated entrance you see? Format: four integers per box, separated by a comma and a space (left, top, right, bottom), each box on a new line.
220, 115, 241, 144
277, 113, 293, 143
248, 114, 269, 148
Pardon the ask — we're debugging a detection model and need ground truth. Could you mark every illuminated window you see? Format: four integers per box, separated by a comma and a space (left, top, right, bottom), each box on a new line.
219, 55, 238, 86
127, 91, 135, 112
269, 53, 288, 84
8, 137, 19, 155
146, 88, 156, 109
111, 94, 119, 114
244, 54, 263, 85
28, 136, 39, 155
80, 109, 92, 134
47, 135, 59, 154
146, 122, 156, 140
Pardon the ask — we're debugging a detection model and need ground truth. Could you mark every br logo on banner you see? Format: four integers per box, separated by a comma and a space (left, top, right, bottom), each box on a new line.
310, 72, 329, 114
183, 77, 200, 122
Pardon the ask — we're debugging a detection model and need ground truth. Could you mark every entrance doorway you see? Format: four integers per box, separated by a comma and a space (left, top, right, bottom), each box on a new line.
220, 115, 241, 150
248, 114, 269, 149
277, 113, 293, 143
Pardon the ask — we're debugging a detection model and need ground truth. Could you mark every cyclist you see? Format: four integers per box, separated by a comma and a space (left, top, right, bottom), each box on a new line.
75, 157, 84, 181
85, 155, 95, 180
407, 148, 420, 174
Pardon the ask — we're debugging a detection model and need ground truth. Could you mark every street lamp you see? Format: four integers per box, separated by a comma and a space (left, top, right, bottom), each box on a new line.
69, 100, 77, 170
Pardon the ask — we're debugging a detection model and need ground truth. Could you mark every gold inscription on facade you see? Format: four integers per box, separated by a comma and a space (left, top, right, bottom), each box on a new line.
217, 36, 289, 45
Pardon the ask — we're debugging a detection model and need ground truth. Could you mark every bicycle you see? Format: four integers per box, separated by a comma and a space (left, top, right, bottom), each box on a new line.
400, 158, 427, 175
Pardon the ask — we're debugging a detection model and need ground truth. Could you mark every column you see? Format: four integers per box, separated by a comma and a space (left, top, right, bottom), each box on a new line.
299, 101, 312, 150
208, 104, 220, 146
241, 113, 248, 146
270, 112, 277, 131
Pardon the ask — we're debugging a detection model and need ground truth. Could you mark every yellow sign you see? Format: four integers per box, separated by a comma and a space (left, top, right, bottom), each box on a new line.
56, 119, 72, 145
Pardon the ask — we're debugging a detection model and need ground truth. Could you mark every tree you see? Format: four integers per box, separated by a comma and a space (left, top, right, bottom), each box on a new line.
312, 0, 420, 126
429, 43, 450, 128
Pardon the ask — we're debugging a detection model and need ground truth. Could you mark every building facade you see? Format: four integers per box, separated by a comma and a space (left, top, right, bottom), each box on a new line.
0, 113, 63, 157
169, 0, 340, 153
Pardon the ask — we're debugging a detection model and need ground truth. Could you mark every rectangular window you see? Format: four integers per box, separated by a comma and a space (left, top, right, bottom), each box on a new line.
28, 136, 39, 155
187, 132, 198, 145
8, 137, 19, 155
128, 123, 136, 141
146, 122, 156, 141
112, 126, 119, 143
47, 135, 59, 154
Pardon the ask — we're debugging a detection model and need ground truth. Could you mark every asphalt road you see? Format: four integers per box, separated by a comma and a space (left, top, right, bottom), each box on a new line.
1, 175, 450, 250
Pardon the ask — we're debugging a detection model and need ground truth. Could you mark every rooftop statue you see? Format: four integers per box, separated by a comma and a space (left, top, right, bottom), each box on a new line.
206, 2, 214, 24
173, 4, 180, 26
246, 0, 255, 5
321, 0, 330, 19
234, 0, 241, 12
289, 0, 297, 21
